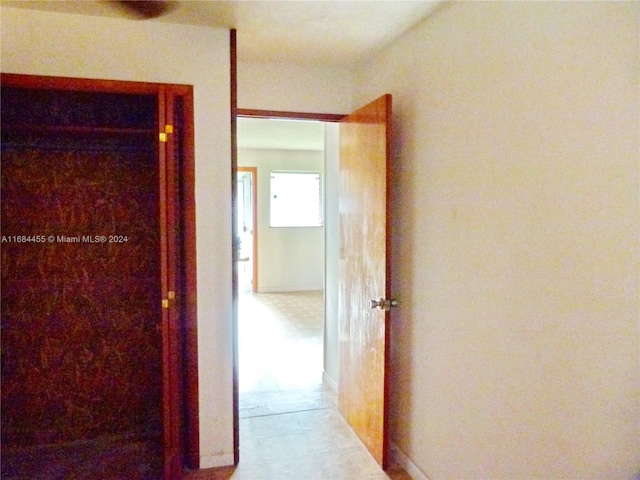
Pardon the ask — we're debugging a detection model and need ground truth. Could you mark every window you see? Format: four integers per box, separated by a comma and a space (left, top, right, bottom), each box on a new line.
270, 172, 323, 227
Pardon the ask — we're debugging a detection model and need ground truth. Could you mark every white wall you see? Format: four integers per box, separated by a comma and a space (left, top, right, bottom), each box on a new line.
0, 7, 234, 468
238, 60, 352, 114
323, 123, 341, 386
353, 2, 639, 479
238, 148, 325, 292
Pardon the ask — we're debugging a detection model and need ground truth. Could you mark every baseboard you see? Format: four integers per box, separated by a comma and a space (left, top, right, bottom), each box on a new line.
257, 286, 323, 293
389, 442, 430, 480
322, 378, 427, 480
198, 453, 235, 469
322, 370, 338, 392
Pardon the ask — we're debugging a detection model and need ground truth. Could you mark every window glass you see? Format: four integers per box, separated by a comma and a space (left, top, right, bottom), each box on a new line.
270, 172, 323, 227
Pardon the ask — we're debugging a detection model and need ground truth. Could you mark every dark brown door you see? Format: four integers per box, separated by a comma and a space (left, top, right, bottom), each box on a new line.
161, 85, 198, 478
338, 94, 392, 467
0, 74, 196, 480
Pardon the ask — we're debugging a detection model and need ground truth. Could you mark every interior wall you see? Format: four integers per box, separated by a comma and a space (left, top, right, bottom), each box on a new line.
0, 7, 234, 468
353, 2, 639, 479
238, 148, 325, 292
323, 123, 340, 387
238, 60, 352, 114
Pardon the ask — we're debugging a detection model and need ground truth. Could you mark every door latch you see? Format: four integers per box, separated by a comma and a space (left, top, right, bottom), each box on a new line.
369, 297, 399, 311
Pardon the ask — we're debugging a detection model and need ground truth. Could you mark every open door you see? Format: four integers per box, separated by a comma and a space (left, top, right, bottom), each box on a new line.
338, 94, 393, 468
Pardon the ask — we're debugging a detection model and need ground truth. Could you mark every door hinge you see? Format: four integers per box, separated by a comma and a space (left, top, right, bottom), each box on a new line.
159, 125, 174, 143
162, 298, 169, 309
168, 291, 175, 300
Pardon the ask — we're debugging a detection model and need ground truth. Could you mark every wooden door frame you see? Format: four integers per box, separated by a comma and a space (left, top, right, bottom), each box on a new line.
0, 73, 198, 478
237, 167, 258, 293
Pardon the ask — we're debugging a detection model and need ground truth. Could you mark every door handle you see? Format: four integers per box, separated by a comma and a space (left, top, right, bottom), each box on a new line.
369, 297, 399, 311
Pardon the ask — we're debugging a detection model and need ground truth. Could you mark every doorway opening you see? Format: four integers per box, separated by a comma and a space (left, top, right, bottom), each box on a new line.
234, 115, 347, 475
232, 106, 404, 478
236, 116, 329, 402
237, 167, 257, 293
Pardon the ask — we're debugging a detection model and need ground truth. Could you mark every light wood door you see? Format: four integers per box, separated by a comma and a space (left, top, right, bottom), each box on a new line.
338, 94, 392, 467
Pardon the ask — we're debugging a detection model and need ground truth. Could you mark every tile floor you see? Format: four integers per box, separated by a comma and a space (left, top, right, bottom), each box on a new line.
239, 291, 329, 416
220, 291, 411, 480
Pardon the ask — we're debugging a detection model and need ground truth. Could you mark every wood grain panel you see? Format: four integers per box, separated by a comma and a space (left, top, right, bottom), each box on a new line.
338, 94, 392, 467
179, 87, 200, 471
1, 146, 162, 446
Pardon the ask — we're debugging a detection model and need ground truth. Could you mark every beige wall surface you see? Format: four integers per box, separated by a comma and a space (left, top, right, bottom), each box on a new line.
238, 60, 352, 114
353, 2, 639, 479
238, 148, 325, 292
0, 6, 234, 468
323, 122, 341, 387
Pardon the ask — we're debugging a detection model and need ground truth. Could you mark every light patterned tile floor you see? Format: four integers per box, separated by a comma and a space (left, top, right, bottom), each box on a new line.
239, 291, 330, 418
225, 291, 411, 480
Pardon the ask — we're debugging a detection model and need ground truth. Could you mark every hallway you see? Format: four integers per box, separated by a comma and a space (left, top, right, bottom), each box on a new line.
228, 291, 409, 480
239, 291, 329, 416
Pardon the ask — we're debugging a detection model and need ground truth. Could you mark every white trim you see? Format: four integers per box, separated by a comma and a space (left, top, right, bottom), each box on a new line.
389, 442, 430, 480
199, 453, 236, 469
322, 370, 338, 392
257, 285, 323, 293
